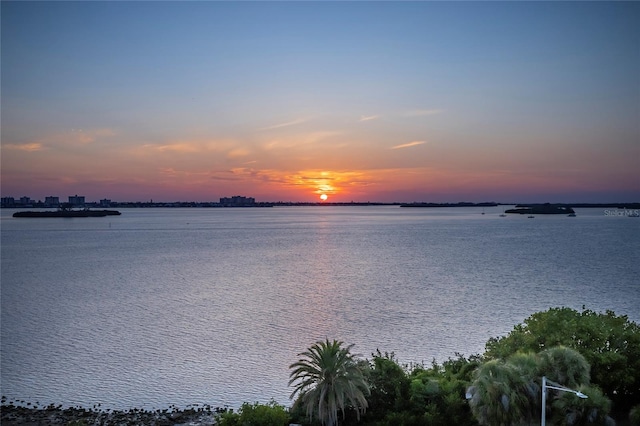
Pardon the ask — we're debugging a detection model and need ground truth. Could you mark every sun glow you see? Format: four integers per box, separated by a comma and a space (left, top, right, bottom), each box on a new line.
320, 194, 328, 201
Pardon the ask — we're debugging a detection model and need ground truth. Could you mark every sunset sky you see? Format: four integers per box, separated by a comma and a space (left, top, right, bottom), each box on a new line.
2, 1, 639, 203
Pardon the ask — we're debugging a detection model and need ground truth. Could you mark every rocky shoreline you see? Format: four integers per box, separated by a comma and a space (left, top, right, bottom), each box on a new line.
0, 402, 222, 425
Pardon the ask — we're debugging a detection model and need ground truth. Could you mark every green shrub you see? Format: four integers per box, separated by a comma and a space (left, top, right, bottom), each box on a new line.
241, 400, 290, 426
630, 404, 640, 426
214, 409, 240, 426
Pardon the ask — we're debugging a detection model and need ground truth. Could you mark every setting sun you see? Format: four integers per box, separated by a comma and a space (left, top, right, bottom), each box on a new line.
320, 194, 328, 201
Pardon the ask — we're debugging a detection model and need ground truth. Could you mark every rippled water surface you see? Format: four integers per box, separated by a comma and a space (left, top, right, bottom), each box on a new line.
2, 206, 639, 410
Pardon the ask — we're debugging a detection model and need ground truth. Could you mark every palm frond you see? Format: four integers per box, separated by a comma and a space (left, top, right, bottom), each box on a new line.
289, 339, 369, 426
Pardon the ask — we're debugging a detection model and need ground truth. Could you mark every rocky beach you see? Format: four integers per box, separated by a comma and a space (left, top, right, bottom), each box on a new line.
0, 400, 221, 425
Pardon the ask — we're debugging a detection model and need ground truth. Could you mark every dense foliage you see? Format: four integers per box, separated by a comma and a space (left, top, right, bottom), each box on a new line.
485, 307, 640, 415
215, 400, 290, 426
290, 351, 481, 426
289, 308, 639, 425
467, 347, 614, 425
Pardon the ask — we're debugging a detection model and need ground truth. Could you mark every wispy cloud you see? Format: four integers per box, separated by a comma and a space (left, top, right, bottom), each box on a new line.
209, 173, 243, 182
391, 141, 427, 150
69, 128, 115, 144
144, 143, 200, 153
259, 118, 309, 131
262, 131, 342, 150
139, 138, 241, 155
160, 167, 211, 178
3, 143, 46, 152
227, 148, 251, 158
2, 128, 115, 152
359, 115, 380, 122
404, 109, 444, 117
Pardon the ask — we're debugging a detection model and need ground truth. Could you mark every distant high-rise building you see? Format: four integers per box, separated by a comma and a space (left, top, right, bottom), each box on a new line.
219, 195, 255, 206
1, 197, 16, 207
45, 196, 60, 206
68, 195, 85, 206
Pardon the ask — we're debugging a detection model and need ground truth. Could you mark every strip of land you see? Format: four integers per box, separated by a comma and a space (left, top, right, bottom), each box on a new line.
0, 403, 221, 426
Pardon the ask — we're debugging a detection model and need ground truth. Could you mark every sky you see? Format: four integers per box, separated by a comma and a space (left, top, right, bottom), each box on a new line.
1, 1, 639, 203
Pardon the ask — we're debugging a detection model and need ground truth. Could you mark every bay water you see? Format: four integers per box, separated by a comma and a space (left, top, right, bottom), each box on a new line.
1, 206, 638, 410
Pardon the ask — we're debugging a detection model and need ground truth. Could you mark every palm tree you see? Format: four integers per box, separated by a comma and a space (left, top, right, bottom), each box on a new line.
466, 359, 533, 426
537, 346, 590, 388
289, 339, 370, 426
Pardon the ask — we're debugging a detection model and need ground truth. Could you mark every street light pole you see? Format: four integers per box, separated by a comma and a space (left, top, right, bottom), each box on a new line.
541, 376, 588, 426
542, 376, 547, 426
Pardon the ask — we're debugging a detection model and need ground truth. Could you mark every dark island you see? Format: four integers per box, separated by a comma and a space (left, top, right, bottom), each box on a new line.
13, 204, 121, 218
505, 203, 575, 215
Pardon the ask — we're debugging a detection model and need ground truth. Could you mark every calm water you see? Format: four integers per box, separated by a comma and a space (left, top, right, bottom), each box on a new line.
1, 206, 639, 410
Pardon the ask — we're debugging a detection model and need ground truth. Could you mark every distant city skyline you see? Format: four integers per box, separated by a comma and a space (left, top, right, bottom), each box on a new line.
1, 2, 638, 203
3, 192, 639, 208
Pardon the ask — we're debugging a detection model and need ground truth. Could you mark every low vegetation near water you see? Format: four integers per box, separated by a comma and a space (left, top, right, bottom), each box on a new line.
2, 307, 639, 425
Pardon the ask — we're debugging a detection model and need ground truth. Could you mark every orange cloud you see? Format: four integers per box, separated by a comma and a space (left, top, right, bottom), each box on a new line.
3, 143, 45, 152
250, 169, 378, 197
227, 148, 251, 158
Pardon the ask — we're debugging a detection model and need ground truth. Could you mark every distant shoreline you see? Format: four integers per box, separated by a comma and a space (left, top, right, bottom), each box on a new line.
2, 202, 639, 209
